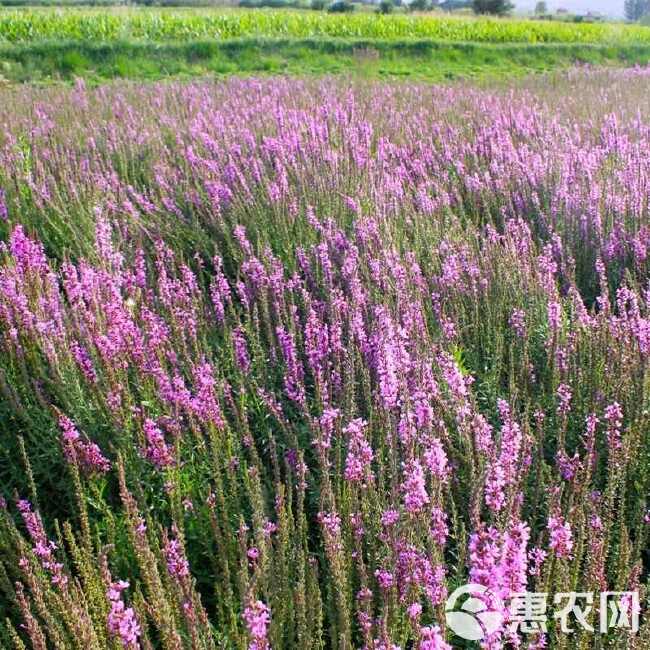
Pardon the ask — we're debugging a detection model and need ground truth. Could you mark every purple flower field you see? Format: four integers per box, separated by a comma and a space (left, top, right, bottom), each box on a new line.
0, 68, 649, 649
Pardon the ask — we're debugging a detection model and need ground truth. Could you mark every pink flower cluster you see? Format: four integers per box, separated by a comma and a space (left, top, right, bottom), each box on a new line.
547, 513, 573, 559
164, 534, 190, 580
59, 414, 110, 474
401, 458, 429, 515
343, 418, 373, 484
17, 499, 68, 588
106, 580, 141, 649
142, 418, 175, 469
242, 600, 271, 650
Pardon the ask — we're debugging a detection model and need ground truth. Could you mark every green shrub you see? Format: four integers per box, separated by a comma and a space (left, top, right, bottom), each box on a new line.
408, 0, 432, 10
327, 0, 355, 12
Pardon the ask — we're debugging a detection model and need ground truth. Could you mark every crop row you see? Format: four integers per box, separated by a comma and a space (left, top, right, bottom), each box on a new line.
0, 8, 649, 44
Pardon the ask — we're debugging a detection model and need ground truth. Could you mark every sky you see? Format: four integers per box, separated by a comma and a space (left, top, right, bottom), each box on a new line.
514, 0, 624, 17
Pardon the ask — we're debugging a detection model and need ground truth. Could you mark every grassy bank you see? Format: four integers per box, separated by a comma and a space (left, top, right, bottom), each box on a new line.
1, 38, 650, 83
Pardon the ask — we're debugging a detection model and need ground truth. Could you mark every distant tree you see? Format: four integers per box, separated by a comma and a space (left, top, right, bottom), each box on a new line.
472, 0, 513, 14
409, 0, 432, 9
625, 0, 650, 21
440, 0, 471, 8
534, 0, 547, 13
327, 0, 355, 11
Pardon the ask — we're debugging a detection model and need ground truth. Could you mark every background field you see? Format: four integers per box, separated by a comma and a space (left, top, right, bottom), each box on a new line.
0, 8, 648, 43
0, 7, 650, 82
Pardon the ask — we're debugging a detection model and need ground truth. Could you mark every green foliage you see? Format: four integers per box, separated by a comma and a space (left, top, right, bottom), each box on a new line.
327, 0, 354, 13
408, 0, 432, 11
472, 0, 512, 16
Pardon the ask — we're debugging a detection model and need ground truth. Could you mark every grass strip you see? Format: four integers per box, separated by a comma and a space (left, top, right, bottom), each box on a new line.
1, 37, 650, 83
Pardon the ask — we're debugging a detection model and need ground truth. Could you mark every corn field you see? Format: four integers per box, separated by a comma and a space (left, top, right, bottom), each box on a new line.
0, 8, 648, 44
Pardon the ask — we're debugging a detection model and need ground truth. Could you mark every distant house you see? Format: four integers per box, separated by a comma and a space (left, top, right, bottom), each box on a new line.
556, 7, 568, 13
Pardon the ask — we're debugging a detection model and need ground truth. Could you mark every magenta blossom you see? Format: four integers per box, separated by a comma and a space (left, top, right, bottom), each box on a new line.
243, 600, 271, 650
548, 513, 573, 558
59, 414, 110, 474
107, 580, 141, 649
